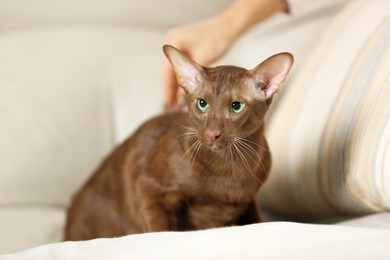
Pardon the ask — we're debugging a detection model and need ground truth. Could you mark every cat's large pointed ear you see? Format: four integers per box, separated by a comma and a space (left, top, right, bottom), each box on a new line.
248, 52, 294, 101
163, 45, 204, 94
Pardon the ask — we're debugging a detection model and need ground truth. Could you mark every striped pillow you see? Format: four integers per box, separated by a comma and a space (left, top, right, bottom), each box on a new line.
261, 0, 390, 217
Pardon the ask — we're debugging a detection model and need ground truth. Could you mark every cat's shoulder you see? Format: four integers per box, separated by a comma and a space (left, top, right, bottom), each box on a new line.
139, 112, 187, 128
116, 112, 187, 157
132, 111, 188, 139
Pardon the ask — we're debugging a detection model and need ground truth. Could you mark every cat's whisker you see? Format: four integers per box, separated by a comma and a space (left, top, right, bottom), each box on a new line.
185, 140, 199, 168
232, 141, 257, 184
184, 139, 202, 176
235, 140, 260, 164
190, 140, 203, 171
169, 113, 199, 134
236, 137, 269, 153
168, 138, 200, 174
181, 131, 198, 135
167, 131, 198, 158
234, 141, 266, 185
235, 139, 264, 163
235, 138, 270, 177
232, 141, 264, 185
165, 116, 200, 176
229, 144, 238, 180
233, 142, 256, 184
236, 139, 269, 178
177, 131, 199, 141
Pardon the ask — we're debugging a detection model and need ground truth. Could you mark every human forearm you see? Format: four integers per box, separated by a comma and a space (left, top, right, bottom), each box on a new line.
162, 0, 292, 110
219, 0, 288, 41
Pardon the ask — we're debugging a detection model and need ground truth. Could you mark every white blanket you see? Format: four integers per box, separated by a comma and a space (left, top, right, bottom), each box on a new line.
2, 222, 390, 260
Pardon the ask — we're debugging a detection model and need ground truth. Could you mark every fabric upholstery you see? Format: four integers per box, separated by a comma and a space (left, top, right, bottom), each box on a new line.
3, 222, 390, 259
0, 207, 64, 254
0, 0, 232, 33
337, 212, 390, 229
1, 0, 387, 257
262, 0, 390, 217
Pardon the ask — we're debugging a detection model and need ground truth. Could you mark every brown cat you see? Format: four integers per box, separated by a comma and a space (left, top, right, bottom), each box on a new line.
64, 45, 293, 241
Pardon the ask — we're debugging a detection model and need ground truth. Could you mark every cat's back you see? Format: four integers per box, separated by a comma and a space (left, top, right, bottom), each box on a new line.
85, 112, 185, 184
121, 111, 185, 157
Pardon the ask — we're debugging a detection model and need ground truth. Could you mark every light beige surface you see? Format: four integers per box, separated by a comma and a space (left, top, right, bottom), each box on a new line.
0, 0, 232, 33
0, 207, 65, 254
262, 0, 390, 217
337, 212, 390, 229
2, 0, 388, 257
3, 222, 390, 260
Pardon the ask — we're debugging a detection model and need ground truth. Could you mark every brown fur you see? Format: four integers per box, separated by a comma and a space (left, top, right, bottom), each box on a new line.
64, 45, 293, 241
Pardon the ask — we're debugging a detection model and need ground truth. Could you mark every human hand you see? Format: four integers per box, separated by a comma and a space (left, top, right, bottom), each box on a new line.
162, 15, 237, 110
161, 0, 289, 111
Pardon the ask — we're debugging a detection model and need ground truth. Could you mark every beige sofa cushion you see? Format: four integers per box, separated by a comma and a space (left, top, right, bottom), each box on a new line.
261, 0, 390, 217
0, 28, 111, 205
0, 207, 64, 254
0, 27, 165, 206
0, 0, 232, 33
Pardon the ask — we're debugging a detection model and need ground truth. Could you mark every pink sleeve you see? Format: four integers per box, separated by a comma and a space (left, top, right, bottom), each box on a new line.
285, 0, 307, 15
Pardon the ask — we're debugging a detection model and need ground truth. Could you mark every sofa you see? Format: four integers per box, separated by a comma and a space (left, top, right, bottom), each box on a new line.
1, 0, 390, 258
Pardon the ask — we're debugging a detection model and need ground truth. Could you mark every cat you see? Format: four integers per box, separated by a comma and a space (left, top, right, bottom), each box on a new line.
64, 45, 293, 241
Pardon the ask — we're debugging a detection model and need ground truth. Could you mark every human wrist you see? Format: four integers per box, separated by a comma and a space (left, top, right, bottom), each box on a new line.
217, 9, 244, 43
219, 0, 288, 39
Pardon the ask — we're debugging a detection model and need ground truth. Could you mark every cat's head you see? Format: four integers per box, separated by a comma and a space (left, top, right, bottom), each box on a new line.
163, 45, 293, 152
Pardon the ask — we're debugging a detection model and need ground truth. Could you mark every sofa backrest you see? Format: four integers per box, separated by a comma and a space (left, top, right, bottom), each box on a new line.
0, 0, 238, 208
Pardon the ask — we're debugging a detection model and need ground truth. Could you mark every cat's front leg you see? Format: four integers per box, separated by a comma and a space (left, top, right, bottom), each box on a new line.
235, 199, 261, 225
139, 199, 172, 232
135, 176, 172, 232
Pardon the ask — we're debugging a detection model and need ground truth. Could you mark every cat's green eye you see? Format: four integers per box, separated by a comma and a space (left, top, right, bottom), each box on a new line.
230, 101, 245, 113
196, 98, 209, 112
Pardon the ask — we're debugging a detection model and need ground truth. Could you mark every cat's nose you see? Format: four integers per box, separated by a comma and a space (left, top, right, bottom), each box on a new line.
205, 130, 221, 143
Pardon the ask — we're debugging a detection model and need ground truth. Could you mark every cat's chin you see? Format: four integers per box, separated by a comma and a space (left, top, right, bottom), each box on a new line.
205, 143, 225, 153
